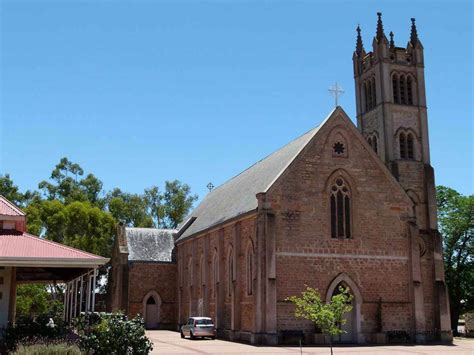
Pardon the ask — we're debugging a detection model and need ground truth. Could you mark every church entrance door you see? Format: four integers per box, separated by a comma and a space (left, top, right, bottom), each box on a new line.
144, 292, 161, 329
332, 284, 356, 343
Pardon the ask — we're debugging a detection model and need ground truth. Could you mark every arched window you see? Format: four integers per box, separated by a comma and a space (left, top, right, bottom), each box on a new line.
371, 77, 376, 108
228, 247, 233, 296
392, 74, 399, 104
330, 178, 351, 239
400, 75, 406, 104
407, 76, 414, 105
399, 133, 407, 159
367, 137, 372, 148
373, 135, 378, 154
364, 82, 369, 112
407, 133, 414, 159
199, 254, 205, 296
246, 245, 254, 296
212, 249, 218, 299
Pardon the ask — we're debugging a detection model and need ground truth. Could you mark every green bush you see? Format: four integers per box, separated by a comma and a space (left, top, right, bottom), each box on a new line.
75, 312, 153, 355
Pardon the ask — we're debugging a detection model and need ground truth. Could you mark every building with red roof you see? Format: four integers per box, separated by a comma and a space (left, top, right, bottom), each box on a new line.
0, 196, 108, 333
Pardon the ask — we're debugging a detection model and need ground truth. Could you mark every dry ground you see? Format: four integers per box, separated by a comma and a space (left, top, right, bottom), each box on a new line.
146, 330, 474, 355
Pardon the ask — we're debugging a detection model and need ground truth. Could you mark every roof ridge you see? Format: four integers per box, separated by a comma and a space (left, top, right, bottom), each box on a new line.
208, 124, 322, 197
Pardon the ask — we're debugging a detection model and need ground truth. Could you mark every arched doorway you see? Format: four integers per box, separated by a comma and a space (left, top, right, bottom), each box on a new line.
326, 273, 362, 344
142, 290, 162, 329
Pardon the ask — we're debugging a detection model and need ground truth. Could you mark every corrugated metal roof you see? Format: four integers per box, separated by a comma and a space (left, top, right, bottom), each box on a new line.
176, 109, 336, 242
0, 230, 106, 260
125, 227, 176, 262
0, 196, 26, 217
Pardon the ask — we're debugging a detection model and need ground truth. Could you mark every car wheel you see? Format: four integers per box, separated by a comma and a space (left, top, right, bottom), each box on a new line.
211, 336, 216, 340
190, 331, 196, 340
180, 330, 185, 339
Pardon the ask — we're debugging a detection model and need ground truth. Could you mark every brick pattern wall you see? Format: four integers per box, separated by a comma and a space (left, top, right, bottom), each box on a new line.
127, 262, 177, 329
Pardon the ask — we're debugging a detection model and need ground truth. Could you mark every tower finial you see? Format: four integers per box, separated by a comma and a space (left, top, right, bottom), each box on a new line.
376, 12, 385, 41
410, 17, 419, 44
389, 31, 395, 49
356, 24, 364, 55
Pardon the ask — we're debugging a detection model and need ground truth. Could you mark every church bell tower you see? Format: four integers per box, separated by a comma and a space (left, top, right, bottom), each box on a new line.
353, 13, 437, 231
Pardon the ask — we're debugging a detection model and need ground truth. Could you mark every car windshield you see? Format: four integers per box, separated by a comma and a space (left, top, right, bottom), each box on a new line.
195, 319, 213, 325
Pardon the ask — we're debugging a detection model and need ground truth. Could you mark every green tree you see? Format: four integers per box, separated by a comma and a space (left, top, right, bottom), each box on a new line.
0, 174, 40, 207
437, 186, 474, 331
159, 180, 197, 229
107, 188, 153, 227
286, 286, 353, 355
39, 157, 104, 207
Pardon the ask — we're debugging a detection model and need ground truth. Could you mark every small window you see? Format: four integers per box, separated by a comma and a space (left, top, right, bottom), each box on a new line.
392, 74, 400, 104
373, 135, 378, 154
407, 76, 414, 105
407, 134, 414, 159
330, 178, 351, 239
247, 247, 253, 296
146, 296, 156, 305
399, 133, 407, 159
228, 253, 233, 296
400, 75, 406, 104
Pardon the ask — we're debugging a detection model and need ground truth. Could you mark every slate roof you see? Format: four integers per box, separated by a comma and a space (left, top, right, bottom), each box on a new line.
125, 227, 176, 262
176, 109, 336, 242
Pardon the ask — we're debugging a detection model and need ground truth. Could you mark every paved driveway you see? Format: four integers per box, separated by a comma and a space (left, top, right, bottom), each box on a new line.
147, 330, 474, 355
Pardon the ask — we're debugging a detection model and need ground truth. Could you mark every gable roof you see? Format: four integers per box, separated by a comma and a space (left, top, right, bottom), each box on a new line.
176, 108, 338, 242
0, 229, 108, 267
0, 195, 26, 217
125, 227, 176, 262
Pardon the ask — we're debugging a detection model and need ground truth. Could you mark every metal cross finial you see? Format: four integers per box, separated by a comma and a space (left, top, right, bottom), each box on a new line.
206, 182, 214, 192
328, 82, 345, 107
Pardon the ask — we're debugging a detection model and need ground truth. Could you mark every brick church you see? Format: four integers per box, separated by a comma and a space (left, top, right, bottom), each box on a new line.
108, 13, 452, 344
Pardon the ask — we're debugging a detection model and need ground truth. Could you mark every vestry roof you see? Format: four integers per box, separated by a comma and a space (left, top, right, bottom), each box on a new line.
125, 227, 176, 262
0, 196, 26, 217
176, 109, 337, 242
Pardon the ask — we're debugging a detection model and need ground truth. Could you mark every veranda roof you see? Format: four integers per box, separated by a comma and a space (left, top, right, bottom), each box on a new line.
0, 230, 108, 268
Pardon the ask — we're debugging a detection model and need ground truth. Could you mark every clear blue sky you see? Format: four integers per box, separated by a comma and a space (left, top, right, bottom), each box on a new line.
1, 0, 472, 203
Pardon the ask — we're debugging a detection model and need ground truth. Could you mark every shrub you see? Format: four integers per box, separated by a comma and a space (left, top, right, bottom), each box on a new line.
75, 312, 153, 355
11, 340, 81, 355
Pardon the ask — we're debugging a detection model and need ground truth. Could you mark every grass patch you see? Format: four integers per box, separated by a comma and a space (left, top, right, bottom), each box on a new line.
12, 342, 82, 355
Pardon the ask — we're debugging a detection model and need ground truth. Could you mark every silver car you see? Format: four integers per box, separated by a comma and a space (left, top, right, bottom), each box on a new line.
180, 317, 216, 340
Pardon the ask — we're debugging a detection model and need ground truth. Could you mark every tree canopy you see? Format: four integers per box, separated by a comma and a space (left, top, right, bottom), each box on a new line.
0, 157, 198, 257
437, 186, 473, 331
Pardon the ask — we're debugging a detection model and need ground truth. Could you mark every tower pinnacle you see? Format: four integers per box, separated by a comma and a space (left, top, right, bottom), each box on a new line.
410, 18, 419, 45
376, 12, 385, 41
356, 25, 364, 55
389, 31, 395, 49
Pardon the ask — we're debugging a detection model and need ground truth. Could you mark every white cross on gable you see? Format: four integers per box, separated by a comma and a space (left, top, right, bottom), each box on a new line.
328, 82, 345, 107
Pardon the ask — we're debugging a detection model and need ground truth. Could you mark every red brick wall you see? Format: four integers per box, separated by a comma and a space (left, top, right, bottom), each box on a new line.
127, 262, 177, 329
267, 118, 415, 335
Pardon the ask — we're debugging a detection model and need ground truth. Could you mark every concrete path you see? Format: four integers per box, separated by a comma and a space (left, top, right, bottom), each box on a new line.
147, 330, 474, 355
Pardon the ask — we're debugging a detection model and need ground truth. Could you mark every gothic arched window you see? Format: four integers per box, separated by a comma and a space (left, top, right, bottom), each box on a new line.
364, 82, 370, 112
371, 77, 376, 108
407, 76, 414, 105
212, 249, 218, 299
400, 75, 406, 104
373, 135, 378, 154
392, 74, 400, 104
228, 247, 233, 296
367, 137, 372, 148
407, 133, 414, 159
330, 178, 351, 239
399, 133, 407, 159
246, 245, 253, 296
